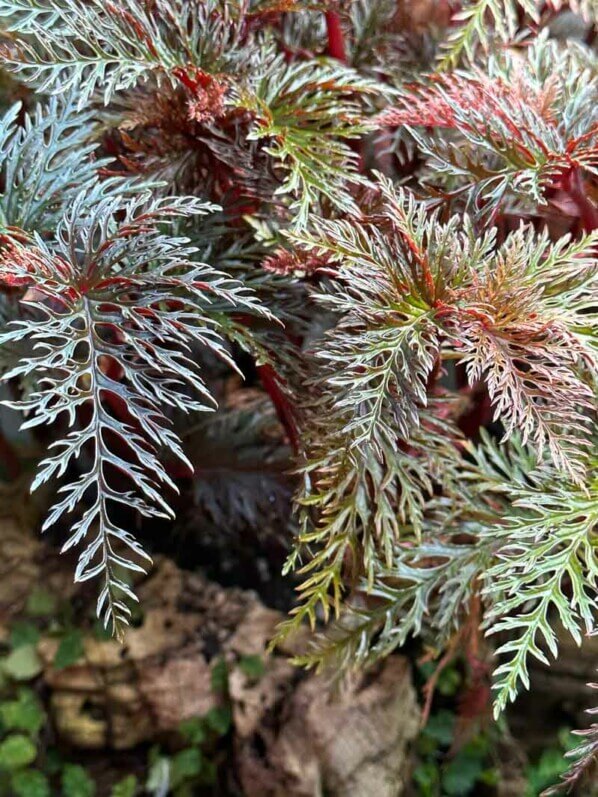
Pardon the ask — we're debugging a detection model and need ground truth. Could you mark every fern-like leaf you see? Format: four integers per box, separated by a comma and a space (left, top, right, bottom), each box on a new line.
543, 672, 598, 795
0, 188, 269, 635
240, 56, 380, 228
483, 467, 598, 717
381, 35, 598, 218
292, 534, 491, 675
0, 0, 251, 105
0, 94, 107, 233
438, 0, 540, 70
277, 175, 596, 648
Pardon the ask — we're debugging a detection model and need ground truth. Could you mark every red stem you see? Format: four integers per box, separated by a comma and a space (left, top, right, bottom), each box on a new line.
568, 167, 598, 233
257, 364, 300, 453
325, 10, 346, 62
324, 11, 367, 173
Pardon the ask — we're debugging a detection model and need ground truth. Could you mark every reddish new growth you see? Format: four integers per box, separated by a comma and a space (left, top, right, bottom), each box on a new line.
262, 247, 331, 277
172, 66, 228, 124
105, 71, 271, 212
379, 69, 557, 132
111, 68, 228, 162
379, 66, 598, 223
0, 270, 31, 289
0, 239, 45, 288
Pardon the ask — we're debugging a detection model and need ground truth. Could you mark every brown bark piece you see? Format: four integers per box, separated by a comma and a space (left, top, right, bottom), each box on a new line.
237, 657, 419, 797
0, 525, 421, 794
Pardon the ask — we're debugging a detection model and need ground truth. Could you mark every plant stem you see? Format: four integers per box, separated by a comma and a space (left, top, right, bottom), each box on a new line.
325, 10, 346, 62
568, 167, 598, 232
257, 363, 299, 453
